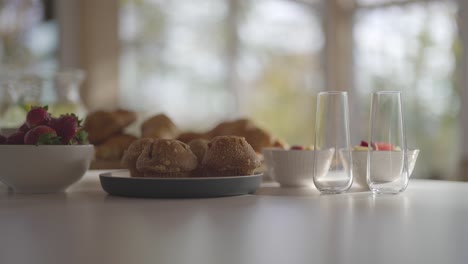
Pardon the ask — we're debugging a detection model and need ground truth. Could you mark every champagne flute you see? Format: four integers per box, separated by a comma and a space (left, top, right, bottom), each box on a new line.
367, 91, 408, 194
313, 91, 353, 194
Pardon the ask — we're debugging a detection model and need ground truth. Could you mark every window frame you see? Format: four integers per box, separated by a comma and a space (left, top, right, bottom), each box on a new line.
57, 0, 120, 111
458, 0, 468, 180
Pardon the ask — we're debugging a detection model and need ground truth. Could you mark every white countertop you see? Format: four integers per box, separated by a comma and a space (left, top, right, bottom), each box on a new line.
1, 171, 467, 264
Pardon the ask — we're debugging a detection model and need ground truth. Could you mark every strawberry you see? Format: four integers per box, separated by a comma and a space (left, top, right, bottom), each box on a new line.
374, 142, 394, 151
50, 114, 79, 144
73, 129, 89, 145
18, 122, 29, 133
290, 145, 304, 150
48, 117, 58, 126
7, 131, 26, 145
24, 125, 61, 145
0, 134, 6, 144
26, 106, 51, 128
360, 140, 369, 147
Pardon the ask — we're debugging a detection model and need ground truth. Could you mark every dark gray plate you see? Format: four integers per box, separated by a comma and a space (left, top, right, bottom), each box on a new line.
99, 170, 263, 198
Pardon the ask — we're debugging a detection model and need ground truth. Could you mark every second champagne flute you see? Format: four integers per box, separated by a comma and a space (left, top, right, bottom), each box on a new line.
367, 91, 409, 194
313, 91, 353, 194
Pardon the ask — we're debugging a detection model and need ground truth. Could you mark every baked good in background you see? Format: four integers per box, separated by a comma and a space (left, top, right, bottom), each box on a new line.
95, 134, 138, 160
206, 118, 286, 153
136, 139, 198, 178
202, 136, 261, 176
84, 109, 138, 169
122, 138, 154, 177
84, 109, 137, 144
208, 118, 255, 138
272, 138, 288, 149
177, 131, 210, 143
243, 127, 275, 153
141, 114, 179, 139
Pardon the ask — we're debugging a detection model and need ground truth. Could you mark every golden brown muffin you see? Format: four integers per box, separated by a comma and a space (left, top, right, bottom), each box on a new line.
188, 139, 209, 163
243, 127, 274, 153
121, 138, 154, 177
188, 139, 210, 177
202, 136, 261, 176
208, 118, 255, 138
84, 110, 137, 144
177, 131, 209, 143
136, 139, 198, 178
95, 134, 138, 160
141, 114, 179, 139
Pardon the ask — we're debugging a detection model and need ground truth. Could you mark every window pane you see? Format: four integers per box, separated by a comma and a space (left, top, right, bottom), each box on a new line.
120, 0, 231, 130
120, 0, 324, 144
237, 0, 324, 145
354, 1, 459, 179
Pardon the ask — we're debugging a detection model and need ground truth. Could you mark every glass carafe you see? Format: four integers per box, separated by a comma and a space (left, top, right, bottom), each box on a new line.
50, 69, 87, 119
0, 72, 43, 131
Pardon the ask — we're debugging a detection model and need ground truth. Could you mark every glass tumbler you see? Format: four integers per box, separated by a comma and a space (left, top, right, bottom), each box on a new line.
313, 91, 353, 194
367, 91, 408, 194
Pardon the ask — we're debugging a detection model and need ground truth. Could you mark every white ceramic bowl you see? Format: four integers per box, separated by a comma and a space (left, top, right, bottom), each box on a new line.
0, 145, 94, 193
352, 149, 420, 189
264, 148, 334, 187
261, 147, 282, 180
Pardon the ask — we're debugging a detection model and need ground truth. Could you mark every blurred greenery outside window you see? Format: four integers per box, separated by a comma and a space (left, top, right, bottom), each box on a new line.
0, 0, 58, 125
354, 0, 460, 179
119, 0, 323, 146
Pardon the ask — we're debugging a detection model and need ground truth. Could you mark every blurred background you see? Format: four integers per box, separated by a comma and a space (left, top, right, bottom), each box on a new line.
0, 0, 466, 180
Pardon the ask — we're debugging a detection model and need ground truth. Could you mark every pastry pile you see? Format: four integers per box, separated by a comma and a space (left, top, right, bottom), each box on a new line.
122, 136, 261, 178
84, 110, 138, 161
84, 111, 287, 167
177, 118, 287, 152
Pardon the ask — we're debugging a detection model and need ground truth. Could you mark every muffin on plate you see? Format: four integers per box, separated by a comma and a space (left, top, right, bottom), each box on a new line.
121, 138, 154, 177
188, 139, 209, 177
202, 136, 261, 177
136, 139, 198, 178
188, 139, 209, 163
141, 114, 179, 139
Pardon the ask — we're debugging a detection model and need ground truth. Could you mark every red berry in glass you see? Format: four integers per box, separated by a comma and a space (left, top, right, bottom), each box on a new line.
290, 145, 304, 150
374, 142, 394, 151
